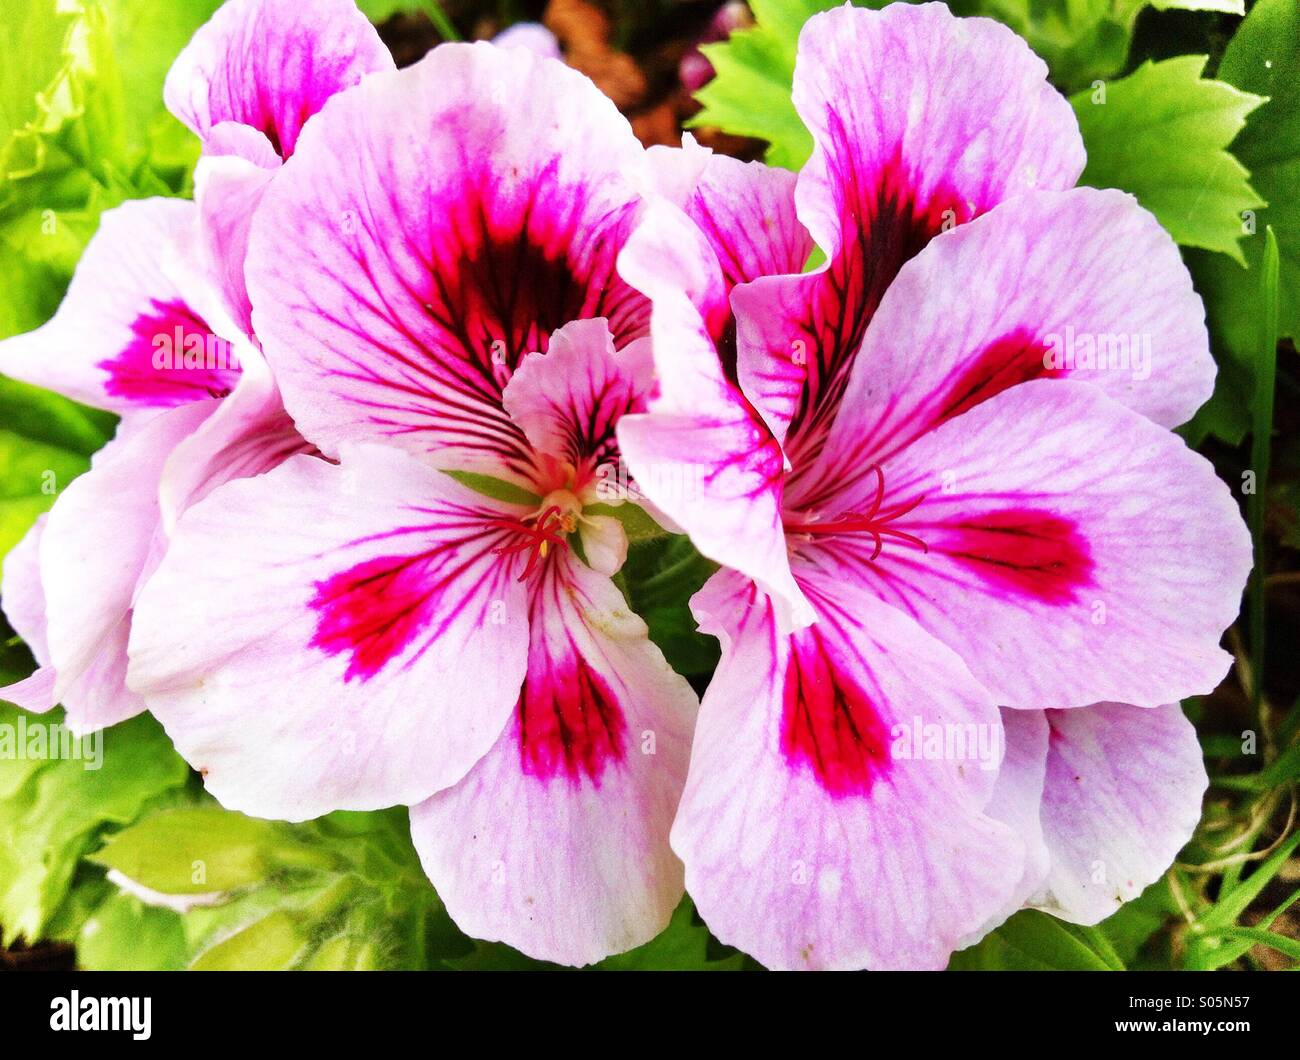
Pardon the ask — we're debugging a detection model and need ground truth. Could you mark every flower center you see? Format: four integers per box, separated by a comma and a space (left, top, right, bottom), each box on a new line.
488, 490, 583, 582
783, 465, 928, 560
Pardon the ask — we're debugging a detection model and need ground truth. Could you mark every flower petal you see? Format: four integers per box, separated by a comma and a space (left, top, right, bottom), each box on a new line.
0, 517, 56, 713
800, 380, 1251, 709
679, 145, 812, 295
735, 2, 1084, 455
41, 401, 218, 732
2, 516, 49, 661
576, 514, 627, 578
958, 708, 1051, 947
617, 200, 810, 624
672, 569, 1023, 970
0, 668, 57, 714
157, 349, 311, 534
812, 188, 1213, 477
163, 0, 394, 158
501, 318, 651, 473
127, 444, 531, 820
192, 148, 279, 335
1031, 702, 1207, 924
410, 553, 695, 966
0, 199, 240, 414
246, 42, 648, 485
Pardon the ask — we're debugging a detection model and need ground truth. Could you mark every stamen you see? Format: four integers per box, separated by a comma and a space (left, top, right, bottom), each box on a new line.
784, 465, 928, 560
488, 505, 571, 582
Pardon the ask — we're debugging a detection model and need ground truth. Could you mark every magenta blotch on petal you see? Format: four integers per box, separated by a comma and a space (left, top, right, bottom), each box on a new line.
246, 42, 650, 486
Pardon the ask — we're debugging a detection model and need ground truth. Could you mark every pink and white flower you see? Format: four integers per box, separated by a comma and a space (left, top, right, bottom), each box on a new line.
0, 199, 302, 731
0, 0, 386, 729
618, 3, 1251, 968
125, 40, 697, 966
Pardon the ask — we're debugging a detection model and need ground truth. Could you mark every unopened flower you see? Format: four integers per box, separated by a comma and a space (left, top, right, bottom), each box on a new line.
618, 2, 1251, 969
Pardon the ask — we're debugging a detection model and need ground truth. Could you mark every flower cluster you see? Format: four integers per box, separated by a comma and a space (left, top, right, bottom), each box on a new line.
0, 0, 1251, 969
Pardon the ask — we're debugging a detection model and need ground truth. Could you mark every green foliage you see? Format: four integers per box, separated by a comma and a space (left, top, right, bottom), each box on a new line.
355, 0, 415, 19
1183, 831, 1300, 969
950, 910, 1125, 970
690, 0, 1250, 168
0, 705, 190, 945
0, 377, 114, 564
618, 535, 719, 679
354, 0, 459, 40
690, 0, 883, 170
1180, 0, 1300, 445
92, 805, 453, 970
1071, 55, 1263, 262
0, 0, 219, 337
90, 806, 339, 893
76, 890, 188, 971
969, 0, 1242, 92
1204, 0, 1300, 344
0, 0, 224, 559
1245, 227, 1280, 727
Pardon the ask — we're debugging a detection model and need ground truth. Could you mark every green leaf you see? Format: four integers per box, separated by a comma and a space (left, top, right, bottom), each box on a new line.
355, 0, 405, 17
965, 0, 1242, 92
0, 376, 115, 455
1093, 877, 1178, 966
0, 432, 85, 563
619, 535, 719, 678
0, 0, 213, 348
0, 707, 191, 944
584, 501, 668, 544
1214, 0, 1300, 342
1202, 926, 1300, 963
949, 909, 1123, 970
1179, 252, 1256, 447
1071, 56, 1265, 263
99, 0, 224, 187
0, 0, 87, 187
970, 0, 1143, 91
442, 469, 540, 506
355, 0, 425, 23
688, 0, 855, 170
1183, 0, 1300, 443
1246, 226, 1280, 733
1, 0, 127, 212
190, 908, 311, 971
1186, 886, 1300, 970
